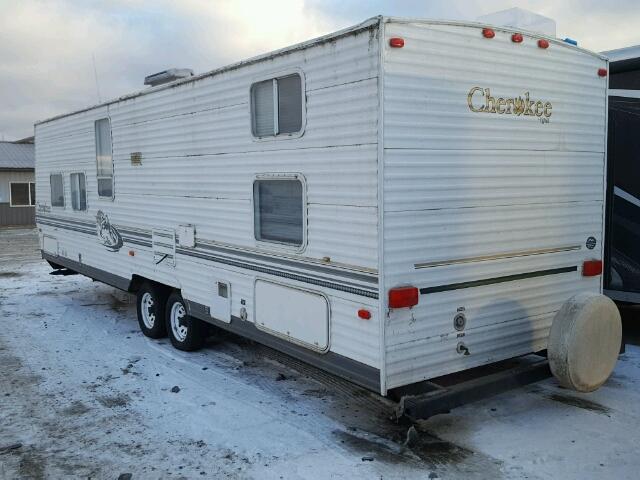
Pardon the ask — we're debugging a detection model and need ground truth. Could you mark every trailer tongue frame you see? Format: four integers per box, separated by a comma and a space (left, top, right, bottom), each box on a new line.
392, 354, 551, 421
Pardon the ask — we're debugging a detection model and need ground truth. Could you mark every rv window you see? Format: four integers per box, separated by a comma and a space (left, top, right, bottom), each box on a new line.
95, 118, 113, 198
9, 182, 35, 207
50, 174, 64, 207
254, 179, 303, 246
277, 75, 302, 134
70, 173, 87, 211
252, 80, 275, 137
251, 74, 302, 137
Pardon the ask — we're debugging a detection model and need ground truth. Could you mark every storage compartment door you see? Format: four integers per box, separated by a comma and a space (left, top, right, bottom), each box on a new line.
254, 280, 329, 352
210, 279, 231, 323
42, 235, 58, 256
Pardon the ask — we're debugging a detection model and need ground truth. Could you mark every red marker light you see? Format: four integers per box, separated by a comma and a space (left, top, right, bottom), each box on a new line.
389, 37, 405, 48
598, 68, 608, 77
128, 250, 135, 257
357, 309, 371, 320
511, 33, 524, 43
537, 39, 549, 49
582, 260, 603, 277
388, 286, 419, 309
482, 28, 495, 39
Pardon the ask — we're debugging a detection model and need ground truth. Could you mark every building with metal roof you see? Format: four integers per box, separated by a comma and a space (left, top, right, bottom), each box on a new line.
0, 140, 35, 227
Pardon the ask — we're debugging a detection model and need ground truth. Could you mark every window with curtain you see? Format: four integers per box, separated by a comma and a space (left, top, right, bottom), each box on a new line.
253, 178, 303, 246
70, 173, 87, 211
50, 174, 64, 207
95, 118, 113, 198
251, 74, 303, 138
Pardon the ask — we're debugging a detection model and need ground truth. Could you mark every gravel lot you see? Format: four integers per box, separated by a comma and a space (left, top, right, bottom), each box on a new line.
1, 227, 639, 479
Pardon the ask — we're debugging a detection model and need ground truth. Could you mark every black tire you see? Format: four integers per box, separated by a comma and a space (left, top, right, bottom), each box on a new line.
165, 291, 206, 351
136, 282, 168, 339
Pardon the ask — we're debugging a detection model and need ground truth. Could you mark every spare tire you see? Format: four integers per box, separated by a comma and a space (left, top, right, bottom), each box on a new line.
548, 292, 622, 392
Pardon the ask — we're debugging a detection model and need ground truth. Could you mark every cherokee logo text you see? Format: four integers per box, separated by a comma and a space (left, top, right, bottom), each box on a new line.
467, 87, 552, 118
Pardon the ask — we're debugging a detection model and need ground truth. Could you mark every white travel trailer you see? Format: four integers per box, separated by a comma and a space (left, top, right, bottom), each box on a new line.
36, 16, 614, 398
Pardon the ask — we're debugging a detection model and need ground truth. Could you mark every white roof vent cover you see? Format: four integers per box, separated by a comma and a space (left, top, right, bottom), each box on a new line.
477, 8, 556, 37
144, 68, 194, 87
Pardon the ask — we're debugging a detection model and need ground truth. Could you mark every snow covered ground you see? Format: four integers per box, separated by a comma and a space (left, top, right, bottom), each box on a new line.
1, 228, 639, 479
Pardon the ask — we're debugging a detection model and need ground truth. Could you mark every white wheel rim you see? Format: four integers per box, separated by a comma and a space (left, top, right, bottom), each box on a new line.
170, 302, 188, 342
141, 292, 155, 328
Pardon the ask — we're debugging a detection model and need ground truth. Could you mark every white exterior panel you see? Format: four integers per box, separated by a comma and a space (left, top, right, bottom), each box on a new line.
383, 22, 605, 152
35, 22, 382, 377
381, 19, 608, 390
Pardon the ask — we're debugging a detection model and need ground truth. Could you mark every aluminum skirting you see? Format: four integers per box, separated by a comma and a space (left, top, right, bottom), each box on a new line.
186, 300, 381, 392
41, 250, 381, 393
42, 251, 131, 291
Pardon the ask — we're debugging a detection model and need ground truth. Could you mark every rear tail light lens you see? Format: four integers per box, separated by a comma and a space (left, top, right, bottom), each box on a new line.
389, 37, 405, 48
511, 33, 524, 43
389, 287, 419, 309
582, 260, 603, 277
537, 39, 549, 49
482, 28, 495, 39
598, 68, 608, 77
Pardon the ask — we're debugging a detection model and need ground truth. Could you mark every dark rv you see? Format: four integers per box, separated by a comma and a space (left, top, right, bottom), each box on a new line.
603, 45, 640, 304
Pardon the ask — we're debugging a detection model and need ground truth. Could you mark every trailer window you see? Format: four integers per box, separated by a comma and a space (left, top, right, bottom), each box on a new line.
50, 174, 64, 207
95, 118, 113, 198
251, 74, 302, 138
9, 182, 35, 207
254, 179, 303, 246
70, 173, 87, 211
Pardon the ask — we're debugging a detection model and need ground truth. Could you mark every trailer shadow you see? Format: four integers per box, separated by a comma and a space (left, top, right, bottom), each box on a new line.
545, 393, 611, 415
201, 328, 505, 476
10, 260, 509, 477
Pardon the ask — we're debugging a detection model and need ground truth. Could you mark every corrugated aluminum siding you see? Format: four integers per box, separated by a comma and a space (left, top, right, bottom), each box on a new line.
381, 20, 607, 390
35, 25, 382, 369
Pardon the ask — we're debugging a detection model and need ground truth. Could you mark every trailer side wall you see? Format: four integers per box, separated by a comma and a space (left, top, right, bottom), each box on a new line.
35, 24, 383, 384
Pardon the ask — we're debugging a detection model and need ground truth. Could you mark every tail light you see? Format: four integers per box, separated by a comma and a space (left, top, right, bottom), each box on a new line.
598, 68, 608, 77
389, 286, 419, 309
389, 37, 405, 48
582, 260, 603, 277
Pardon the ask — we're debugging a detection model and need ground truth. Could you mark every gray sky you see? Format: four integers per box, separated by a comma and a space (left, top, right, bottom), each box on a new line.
1, 0, 638, 140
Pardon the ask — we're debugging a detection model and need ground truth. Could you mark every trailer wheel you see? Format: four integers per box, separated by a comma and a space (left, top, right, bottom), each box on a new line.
165, 291, 206, 351
136, 282, 168, 339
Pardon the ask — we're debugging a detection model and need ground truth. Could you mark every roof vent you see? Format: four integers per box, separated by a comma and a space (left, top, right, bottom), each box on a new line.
477, 8, 556, 37
144, 68, 194, 87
